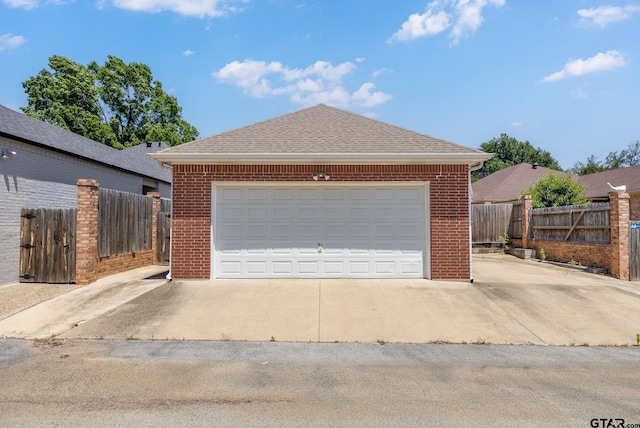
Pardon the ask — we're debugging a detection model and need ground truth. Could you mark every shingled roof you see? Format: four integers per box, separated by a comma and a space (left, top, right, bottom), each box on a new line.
0, 104, 170, 183
472, 163, 568, 203
151, 104, 491, 165
576, 165, 640, 200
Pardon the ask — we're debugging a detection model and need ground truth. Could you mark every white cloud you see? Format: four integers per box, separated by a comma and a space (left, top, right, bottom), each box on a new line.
511, 121, 523, 128
105, 0, 244, 17
0, 33, 26, 52
388, 0, 505, 45
183, 49, 195, 56
578, 5, 640, 28
1, 0, 69, 8
542, 50, 627, 83
213, 59, 392, 108
372, 67, 393, 78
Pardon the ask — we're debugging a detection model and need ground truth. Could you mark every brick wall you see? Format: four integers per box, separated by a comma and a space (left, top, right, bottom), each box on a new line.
516, 192, 630, 280
76, 181, 162, 285
171, 164, 471, 280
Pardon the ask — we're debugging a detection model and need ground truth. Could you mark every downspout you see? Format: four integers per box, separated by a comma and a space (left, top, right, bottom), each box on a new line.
157, 161, 174, 282
468, 161, 485, 283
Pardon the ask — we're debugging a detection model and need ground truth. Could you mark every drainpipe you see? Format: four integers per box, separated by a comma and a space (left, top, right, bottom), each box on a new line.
468, 161, 485, 283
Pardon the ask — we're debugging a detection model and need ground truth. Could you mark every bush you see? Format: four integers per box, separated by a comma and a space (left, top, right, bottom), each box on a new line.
523, 173, 586, 209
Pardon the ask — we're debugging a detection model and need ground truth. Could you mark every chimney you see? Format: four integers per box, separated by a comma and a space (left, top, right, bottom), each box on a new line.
146, 142, 152, 148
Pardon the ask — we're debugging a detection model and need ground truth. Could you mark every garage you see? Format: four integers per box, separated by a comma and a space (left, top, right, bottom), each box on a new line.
213, 184, 428, 278
151, 104, 492, 280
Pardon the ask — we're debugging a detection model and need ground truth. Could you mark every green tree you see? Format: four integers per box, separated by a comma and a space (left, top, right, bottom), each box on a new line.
604, 140, 640, 169
523, 173, 586, 208
472, 133, 561, 181
570, 140, 640, 175
568, 155, 608, 175
22, 55, 198, 148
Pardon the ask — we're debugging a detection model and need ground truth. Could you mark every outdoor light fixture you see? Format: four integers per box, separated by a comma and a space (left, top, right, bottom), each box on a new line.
313, 172, 330, 181
1, 149, 16, 160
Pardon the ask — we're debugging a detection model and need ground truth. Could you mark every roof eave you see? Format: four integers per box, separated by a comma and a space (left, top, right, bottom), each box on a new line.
149, 152, 494, 166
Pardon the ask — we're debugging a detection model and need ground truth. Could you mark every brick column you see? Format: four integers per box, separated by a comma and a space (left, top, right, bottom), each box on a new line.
148, 192, 161, 265
76, 179, 100, 285
609, 191, 630, 280
521, 195, 533, 249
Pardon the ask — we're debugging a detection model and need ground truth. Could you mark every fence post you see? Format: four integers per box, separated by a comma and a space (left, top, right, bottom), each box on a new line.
148, 192, 161, 264
609, 191, 630, 280
521, 195, 533, 249
76, 179, 100, 285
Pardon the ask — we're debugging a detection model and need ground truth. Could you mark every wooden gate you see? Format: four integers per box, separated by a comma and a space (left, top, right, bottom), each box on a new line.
630, 222, 640, 281
19, 208, 76, 283
156, 211, 171, 265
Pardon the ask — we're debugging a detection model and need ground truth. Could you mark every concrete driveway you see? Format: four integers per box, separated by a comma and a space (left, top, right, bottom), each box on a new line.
2, 254, 640, 345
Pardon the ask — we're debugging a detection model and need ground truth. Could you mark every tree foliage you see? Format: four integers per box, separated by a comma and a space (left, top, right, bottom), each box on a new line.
472, 133, 562, 182
22, 55, 198, 148
523, 173, 586, 209
570, 140, 640, 175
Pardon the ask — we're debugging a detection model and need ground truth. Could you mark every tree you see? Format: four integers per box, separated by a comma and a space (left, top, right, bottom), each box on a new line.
570, 140, 640, 175
568, 155, 607, 175
472, 133, 562, 181
22, 55, 198, 148
523, 172, 586, 209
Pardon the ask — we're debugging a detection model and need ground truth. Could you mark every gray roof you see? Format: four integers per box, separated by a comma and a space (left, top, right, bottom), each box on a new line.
576, 165, 640, 199
154, 104, 489, 165
0, 104, 170, 183
472, 163, 567, 203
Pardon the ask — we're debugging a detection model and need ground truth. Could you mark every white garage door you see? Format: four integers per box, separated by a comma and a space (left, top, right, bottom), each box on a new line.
213, 184, 428, 278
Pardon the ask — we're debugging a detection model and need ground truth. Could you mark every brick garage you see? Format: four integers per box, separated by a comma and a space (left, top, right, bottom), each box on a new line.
152, 105, 491, 281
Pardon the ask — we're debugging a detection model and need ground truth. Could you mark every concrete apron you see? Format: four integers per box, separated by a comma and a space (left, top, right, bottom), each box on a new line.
62, 253, 640, 346
0, 266, 169, 340
4, 255, 640, 345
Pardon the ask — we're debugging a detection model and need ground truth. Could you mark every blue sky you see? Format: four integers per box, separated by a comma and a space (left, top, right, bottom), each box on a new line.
1, 0, 638, 170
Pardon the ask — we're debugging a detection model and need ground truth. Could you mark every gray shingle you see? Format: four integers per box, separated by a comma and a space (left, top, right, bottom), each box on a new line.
0, 104, 170, 183
162, 104, 484, 155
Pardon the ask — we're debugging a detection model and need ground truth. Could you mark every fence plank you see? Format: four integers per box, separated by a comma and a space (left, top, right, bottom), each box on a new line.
19, 208, 76, 283
98, 189, 153, 257
531, 203, 610, 243
472, 204, 513, 244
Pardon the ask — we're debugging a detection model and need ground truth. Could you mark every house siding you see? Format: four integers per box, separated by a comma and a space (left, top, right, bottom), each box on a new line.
0, 137, 169, 285
171, 164, 471, 280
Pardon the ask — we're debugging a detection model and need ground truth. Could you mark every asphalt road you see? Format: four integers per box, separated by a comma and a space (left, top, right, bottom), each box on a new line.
1, 339, 639, 427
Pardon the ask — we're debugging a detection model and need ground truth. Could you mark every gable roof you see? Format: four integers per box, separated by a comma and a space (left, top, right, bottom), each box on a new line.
472, 163, 567, 203
576, 165, 640, 199
0, 105, 170, 183
150, 104, 492, 165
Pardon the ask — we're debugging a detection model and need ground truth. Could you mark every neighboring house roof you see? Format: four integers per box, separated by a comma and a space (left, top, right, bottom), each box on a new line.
576, 165, 640, 200
0, 104, 171, 183
472, 163, 566, 203
150, 104, 492, 166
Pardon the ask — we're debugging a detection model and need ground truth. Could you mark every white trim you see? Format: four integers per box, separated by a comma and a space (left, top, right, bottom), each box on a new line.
210, 181, 431, 279
150, 152, 493, 166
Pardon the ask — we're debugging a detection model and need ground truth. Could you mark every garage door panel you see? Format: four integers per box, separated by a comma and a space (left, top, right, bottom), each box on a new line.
214, 185, 427, 278
298, 261, 318, 274
298, 207, 319, 220
272, 224, 294, 238
324, 261, 344, 275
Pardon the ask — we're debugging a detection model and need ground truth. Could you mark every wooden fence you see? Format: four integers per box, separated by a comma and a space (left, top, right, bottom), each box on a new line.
19, 208, 76, 283
509, 201, 523, 239
98, 189, 153, 257
157, 198, 172, 265
471, 203, 513, 244
531, 203, 610, 243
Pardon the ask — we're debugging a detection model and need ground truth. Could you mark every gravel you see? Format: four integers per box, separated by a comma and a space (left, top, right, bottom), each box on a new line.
0, 282, 77, 320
